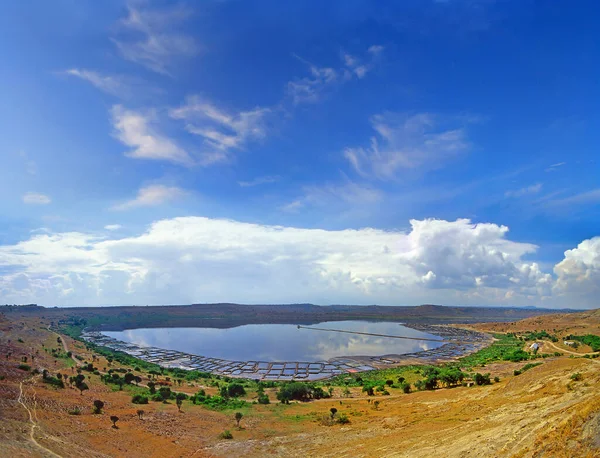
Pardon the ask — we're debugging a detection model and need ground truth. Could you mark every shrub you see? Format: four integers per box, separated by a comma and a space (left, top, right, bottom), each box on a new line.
400, 382, 411, 394
473, 373, 491, 386
132, 394, 149, 404
337, 413, 350, 424
494, 376, 500, 383
513, 370, 522, 376
68, 407, 81, 415
570, 372, 583, 381
219, 430, 233, 440
257, 394, 270, 404
18, 364, 31, 371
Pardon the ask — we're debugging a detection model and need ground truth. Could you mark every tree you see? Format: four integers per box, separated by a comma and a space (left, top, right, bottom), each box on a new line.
92, 400, 104, 414
124, 372, 135, 385
77, 382, 89, 395
136, 409, 144, 420
362, 384, 375, 396
330, 407, 338, 419
147, 381, 156, 394
175, 393, 186, 412
400, 382, 411, 394
235, 412, 243, 428
110, 416, 119, 428
385, 380, 394, 387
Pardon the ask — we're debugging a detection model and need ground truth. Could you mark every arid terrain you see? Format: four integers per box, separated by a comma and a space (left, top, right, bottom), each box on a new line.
1, 306, 599, 457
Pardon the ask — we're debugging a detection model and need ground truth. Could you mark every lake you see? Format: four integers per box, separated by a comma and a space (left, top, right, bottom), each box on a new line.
103, 321, 444, 362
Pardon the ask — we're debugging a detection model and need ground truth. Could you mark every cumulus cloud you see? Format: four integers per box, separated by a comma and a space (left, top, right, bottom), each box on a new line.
0, 216, 573, 307
111, 105, 193, 165
344, 113, 470, 179
170, 96, 270, 164
112, 185, 187, 211
112, 3, 197, 75
553, 237, 600, 308
23, 192, 51, 205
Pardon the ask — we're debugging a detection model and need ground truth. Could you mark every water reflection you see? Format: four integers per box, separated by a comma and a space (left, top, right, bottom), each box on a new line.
104, 321, 443, 362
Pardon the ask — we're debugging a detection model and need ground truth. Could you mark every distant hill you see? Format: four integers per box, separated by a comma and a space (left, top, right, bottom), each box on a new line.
3, 302, 576, 331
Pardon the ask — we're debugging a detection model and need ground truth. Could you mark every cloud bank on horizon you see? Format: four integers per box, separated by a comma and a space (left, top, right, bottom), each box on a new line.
1, 1, 600, 308
0, 216, 598, 308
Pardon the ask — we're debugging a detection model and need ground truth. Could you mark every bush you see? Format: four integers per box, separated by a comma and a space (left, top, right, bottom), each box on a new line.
257, 394, 270, 404
493, 376, 500, 383
514, 370, 522, 376
132, 394, 149, 404
503, 350, 530, 363
18, 364, 31, 371
473, 373, 491, 386
400, 382, 411, 394
43, 376, 65, 388
219, 430, 233, 440
570, 372, 583, 381
68, 407, 81, 415
337, 413, 350, 424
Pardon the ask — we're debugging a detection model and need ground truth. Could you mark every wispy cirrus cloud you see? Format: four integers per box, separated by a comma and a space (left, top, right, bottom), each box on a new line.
238, 175, 281, 187
112, 3, 197, 76
22, 192, 51, 205
63, 69, 129, 97
344, 112, 470, 180
281, 180, 382, 212
111, 105, 193, 166
170, 96, 271, 164
505, 183, 543, 198
287, 45, 384, 104
112, 184, 188, 211
546, 188, 600, 207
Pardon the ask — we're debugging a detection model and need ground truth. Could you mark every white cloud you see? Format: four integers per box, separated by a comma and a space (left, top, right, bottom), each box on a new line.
64, 69, 127, 97
111, 105, 193, 165
104, 224, 123, 231
553, 237, 600, 308
0, 216, 575, 307
23, 192, 51, 205
287, 46, 383, 104
344, 113, 470, 179
504, 183, 543, 198
170, 96, 270, 163
545, 162, 566, 172
112, 3, 197, 75
112, 185, 187, 211
238, 176, 281, 187
547, 189, 600, 207
282, 181, 382, 212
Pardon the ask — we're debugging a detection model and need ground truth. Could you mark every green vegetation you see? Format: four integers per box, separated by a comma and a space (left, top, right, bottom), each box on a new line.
189, 389, 248, 410
18, 364, 31, 371
566, 334, 600, 352
276, 382, 332, 403
459, 333, 528, 367
132, 394, 149, 404
513, 362, 542, 376
219, 430, 233, 440
570, 372, 583, 381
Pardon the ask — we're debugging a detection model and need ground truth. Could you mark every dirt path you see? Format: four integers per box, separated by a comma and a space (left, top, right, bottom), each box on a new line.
543, 340, 600, 360
18, 380, 62, 457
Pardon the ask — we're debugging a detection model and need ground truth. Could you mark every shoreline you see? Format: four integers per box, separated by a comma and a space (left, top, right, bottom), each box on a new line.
79, 323, 492, 381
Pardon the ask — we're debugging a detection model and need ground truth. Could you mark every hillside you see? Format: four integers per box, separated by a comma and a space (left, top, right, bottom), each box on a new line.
0, 308, 598, 457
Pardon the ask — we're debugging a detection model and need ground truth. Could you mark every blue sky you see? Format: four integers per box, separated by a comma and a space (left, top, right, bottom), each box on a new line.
1, 0, 599, 308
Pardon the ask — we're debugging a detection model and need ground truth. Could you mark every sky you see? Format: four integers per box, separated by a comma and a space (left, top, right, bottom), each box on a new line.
0, 0, 599, 309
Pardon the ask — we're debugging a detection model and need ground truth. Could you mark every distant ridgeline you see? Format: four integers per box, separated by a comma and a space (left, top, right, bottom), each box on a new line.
3, 303, 575, 334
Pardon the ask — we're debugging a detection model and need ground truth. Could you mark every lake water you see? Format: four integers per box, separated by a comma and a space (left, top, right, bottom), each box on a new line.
103, 321, 444, 362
